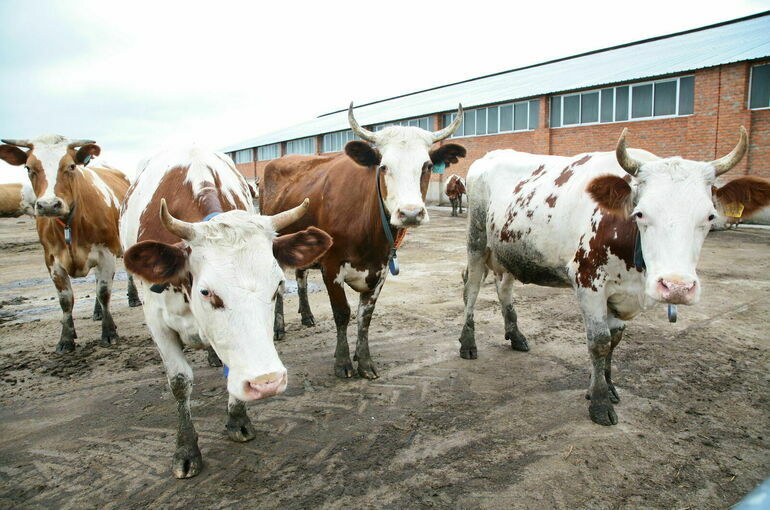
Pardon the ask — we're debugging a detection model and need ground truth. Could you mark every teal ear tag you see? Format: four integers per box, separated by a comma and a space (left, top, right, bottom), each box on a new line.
83, 155, 92, 166
433, 162, 445, 174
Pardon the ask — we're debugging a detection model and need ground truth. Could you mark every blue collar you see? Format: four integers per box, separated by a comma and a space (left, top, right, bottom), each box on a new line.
203, 211, 223, 222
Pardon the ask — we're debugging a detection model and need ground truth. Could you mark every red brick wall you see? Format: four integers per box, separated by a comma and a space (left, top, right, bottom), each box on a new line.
236, 61, 769, 187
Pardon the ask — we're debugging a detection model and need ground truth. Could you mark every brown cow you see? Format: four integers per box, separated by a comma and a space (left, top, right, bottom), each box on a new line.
445, 173, 466, 216
262, 104, 466, 379
0, 135, 140, 353
0, 182, 34, 217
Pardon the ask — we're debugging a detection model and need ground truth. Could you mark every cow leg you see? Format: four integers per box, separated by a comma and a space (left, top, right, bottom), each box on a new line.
273, 281, 285, 341
495, 272, 529, 352
322, 268, 353, 378
147, 307, 202, 478
92, 292, 103, 321
584, 317, 624, 404
225, 394, 256, 442
451, 197, 458, 216
95, 254, 119, 347
296, 269, 315, 326
459, 210, 488, 360
127, 274, 142, 307
577, 291, 617, 426
354, 276, 386, 379
206, 345, 222, 367
50, 263, 77, 354
458, 195, 464, 215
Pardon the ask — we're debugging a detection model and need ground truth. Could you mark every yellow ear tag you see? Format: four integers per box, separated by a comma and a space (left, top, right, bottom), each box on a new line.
723, 202, 744, 218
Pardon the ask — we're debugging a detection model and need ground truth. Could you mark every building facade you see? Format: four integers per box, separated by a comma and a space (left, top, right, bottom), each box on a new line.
224, 13, 770, 202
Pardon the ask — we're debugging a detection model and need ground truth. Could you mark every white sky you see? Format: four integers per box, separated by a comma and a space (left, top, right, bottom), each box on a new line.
1, 0, 768, 183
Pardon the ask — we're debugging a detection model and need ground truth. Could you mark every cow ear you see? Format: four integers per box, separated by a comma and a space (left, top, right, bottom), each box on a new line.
273, 227, 333, 268
430, 143, 466, 166
75, 144, 101, 165
587, 174, 633, 216
713, 176, 770, 218
124, 241, 189, 284
0, 145, 28, 166
345, 141, 381, 167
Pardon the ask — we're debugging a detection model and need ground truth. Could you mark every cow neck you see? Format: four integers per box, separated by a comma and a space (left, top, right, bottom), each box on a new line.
374, 164, 401, 275
48, 170, 90, 248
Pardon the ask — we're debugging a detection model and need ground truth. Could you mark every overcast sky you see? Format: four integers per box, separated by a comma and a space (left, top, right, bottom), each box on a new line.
1, 0, 768, 182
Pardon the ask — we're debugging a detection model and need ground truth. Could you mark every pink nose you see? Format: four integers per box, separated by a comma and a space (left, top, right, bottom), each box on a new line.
657, 278, 697, 304
244, 372, 287, 400
396, 206, 426, 226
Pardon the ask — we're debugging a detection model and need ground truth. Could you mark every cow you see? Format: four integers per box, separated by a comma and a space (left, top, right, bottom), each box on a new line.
458, 127, 770, 426
0, 135, 142, 353
262, 104, 466, 379
120, 146, 332, 478
0, 182, 35, 217
445, 174, 467, 216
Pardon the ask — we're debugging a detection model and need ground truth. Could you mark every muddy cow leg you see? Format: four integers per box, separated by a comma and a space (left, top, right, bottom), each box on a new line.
354, 275, 386, 379
273, 281, 285, 341
585, 317, 624, 404
459, 208, 488, 359
95, 253, 119, 347
206, 345, 222, 367
92, 291, 103, 321
577, 290, 617, 426
458, 194, 464, 214
451, 197, 458, 216
495, 272, 529, 352
322, 266, 353, 378
50, 263, 77, 353
127, 273, 142, 307
225, 394, 256, 442
146, 303, 202, 478
296, 268, 315, 327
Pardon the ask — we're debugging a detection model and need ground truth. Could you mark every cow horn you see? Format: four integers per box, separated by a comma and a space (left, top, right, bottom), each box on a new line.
159, 198, 196, 241
710, 126, 748, 177
67, 139, 96, 149
432, 104, 464, 142
1, 139, 32, 148
271, 198, 310, 232
348, 103, 377, 143
615, 128, 642, 177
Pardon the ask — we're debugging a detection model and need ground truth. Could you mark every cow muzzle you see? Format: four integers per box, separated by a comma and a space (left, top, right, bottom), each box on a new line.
655, 277, 698, 305
35, 197, 67, 218
243, 371, 287, 401
394, 206, 427, 227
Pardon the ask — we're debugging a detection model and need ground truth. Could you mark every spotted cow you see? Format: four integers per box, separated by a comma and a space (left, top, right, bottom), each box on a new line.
445, 174, 466, 216
262, 104, 466, 379
120, 146, 332, 478
458, 127, 770, 426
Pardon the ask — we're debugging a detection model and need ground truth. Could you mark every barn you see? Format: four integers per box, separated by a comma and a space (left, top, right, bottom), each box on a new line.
223, 11, 770, 204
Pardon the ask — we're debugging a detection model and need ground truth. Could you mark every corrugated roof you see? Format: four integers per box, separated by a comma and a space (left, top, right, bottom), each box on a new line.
222, 12, 770, 153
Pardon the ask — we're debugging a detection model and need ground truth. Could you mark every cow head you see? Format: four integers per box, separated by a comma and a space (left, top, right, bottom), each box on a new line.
124, 199, 333, 402
0, 135, 100, 218
588, 127, 770, 305
346, 103, 466, 227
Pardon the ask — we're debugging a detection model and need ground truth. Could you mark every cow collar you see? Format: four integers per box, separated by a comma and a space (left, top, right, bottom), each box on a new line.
376, 165, 400, 275
53, 201, 77, 245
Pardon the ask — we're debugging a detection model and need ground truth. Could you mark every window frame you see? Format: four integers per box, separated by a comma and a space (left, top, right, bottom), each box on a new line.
748, 63, 770, 111
257, 143, 281, 161
444, 99, 539, 139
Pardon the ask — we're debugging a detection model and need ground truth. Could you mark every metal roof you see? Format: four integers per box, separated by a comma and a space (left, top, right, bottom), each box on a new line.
222, 12, 770, 153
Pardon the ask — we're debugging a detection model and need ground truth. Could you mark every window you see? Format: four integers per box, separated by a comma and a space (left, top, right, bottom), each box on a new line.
443, 100, 538, 138
749, 63, 770, 109
373, 116, 434, 131
322, 130, 358, 153
550, 75, 694, 127
285, 137, 316, 155
257, 143, 280, 161
234, 149, 253, 164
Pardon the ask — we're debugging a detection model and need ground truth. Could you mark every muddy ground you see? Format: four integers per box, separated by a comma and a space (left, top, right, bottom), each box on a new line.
0, 209, 768, 509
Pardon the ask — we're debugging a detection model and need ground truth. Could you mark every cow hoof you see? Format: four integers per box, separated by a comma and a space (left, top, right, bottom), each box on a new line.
55, 340, 76, 354
335, 362, 355, 378
92, 311, 103, 321
100, 331, 119, 347
357, 362, 379, 380
128, 298, 142, 308
226, 418, 256, 443
460, 346, 478, 359
274, 329, 285, 342
172, 444, 203, 479
589, 403, 618, 426
207, 348, 223, 367
587, 384, 620, 404
506, 331, 529, 352
301, 315, 316, 327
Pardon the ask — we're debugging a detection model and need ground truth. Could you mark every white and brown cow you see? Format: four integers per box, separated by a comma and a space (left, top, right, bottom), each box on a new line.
0, 135, 141, 353
459, 127, 770, 426
120, 146, 332, 478
445, 174, 466, 216
0, 182, 35, 217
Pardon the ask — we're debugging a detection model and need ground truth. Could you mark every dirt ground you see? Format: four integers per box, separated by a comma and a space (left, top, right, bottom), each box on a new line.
0, 208, 768, 509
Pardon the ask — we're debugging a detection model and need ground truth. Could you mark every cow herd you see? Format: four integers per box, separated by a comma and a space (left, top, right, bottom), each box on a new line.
1, 104, 769, 479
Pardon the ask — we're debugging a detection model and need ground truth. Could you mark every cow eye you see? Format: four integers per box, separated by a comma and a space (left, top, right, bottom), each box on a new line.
708, 214, 716, 221
378, 165, 387, 174
68, 164, 76, 171
634, 211, 644, 219
200, 289, 210, 297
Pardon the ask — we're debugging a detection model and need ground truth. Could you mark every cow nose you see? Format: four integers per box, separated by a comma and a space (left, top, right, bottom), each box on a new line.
396, 207, 426, 226
244, 371, 287, 400
35, 198, 63, 215
656, 278, 697, 304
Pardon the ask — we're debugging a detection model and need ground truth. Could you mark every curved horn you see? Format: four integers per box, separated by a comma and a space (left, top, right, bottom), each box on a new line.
348, 103, 377, 143
615, 128, 643, 177
67, 139, 96, 149
1, 139, 32, 148
271, 198, 310, 232
710, 126, 748, 177
432, 104, 464, 142
159, 198, 196, 241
